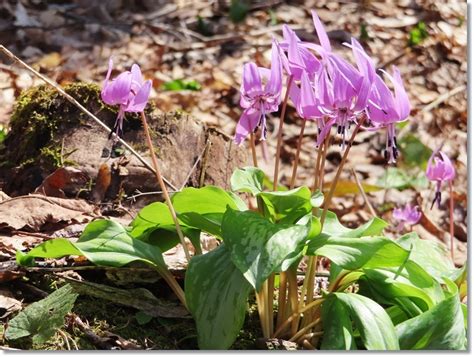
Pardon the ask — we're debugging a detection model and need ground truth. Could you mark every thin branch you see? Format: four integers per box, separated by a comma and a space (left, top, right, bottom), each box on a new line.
351, 167, 377, 217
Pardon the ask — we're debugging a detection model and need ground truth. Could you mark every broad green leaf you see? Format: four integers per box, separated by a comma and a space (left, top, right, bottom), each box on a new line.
258, 186, 312, 224
396, 288, 465, 350
362, 261, 445, 311
16, 238, 81, 266
221, 209, 310, 291
172, 186, 244, 236
18, 220, 169, 274
321, 295, 355, 350
320, 211, 387, 238
129, 202, 200, 252
307, 236, 409, 271
185, 244, 252, 350
333, 293, 399, 350
230, 166, 265, 195
5, 284, 78, 345
396, 232, 454, 282
385, 305, 410, 326
75, 220, 168, 272
322, 180, 382, 197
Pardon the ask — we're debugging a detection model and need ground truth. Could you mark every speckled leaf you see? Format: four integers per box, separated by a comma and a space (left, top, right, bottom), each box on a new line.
258, 186, 312, 224
321, 295, 355, 350
334, 293, 399, 350
230, 166, 265, 195
221, 209, 309, 291
185, 244, 252, 350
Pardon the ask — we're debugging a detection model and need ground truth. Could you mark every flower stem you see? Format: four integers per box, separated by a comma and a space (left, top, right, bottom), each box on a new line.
158, 267, 187, 308
140, 112, 191, 262
318, 135, 331, 191
250, 132, 258, 167
276, 272, 288, 329
273, 75, 293, 191
267, 274, 275, 337
289, 119, 307, 189
273, 297, 324, 338
449, 181, 455, 261
351, 167, 377, 217
320, 115, 366, 226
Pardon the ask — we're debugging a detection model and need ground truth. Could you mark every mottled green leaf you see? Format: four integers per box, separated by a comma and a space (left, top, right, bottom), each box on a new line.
185, 244, 252, 349
221, 209, 310, 291
5, 284, 78, 345
230, 166, 265, 195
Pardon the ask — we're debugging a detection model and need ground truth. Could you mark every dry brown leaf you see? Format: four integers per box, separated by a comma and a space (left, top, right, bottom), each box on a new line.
0, 195, 97, 232
0, 289, 22, 318
34, 166, 89, 198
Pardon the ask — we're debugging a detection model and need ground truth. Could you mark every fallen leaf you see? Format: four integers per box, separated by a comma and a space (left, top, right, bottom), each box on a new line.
0, 195, 97, 232
322, 180, 382, 197
34, 167, 89, 198
0, 289, 22, 318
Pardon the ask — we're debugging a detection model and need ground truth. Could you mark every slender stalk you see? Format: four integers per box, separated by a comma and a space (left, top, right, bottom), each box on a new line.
140, 112, 191, 262
250, 132, 258, 167
273, 298, 324, 338
159, 268, 187, 308
320, 115, 366, 226
256, 288, 269, 338
318, 134, 331, 191
351, 167, 377, 217
267, 274, 275, 337
311, 144, 324, 193
301, 256, 318, 327
0, 45, 177, 191
276, 272, 288, 329
289, 120, 307, 189
288, 269, 300, 337
449, 181, 455, 261
273, 75, 293, 191
302, 339, 317, 350
289, 318, 321, 342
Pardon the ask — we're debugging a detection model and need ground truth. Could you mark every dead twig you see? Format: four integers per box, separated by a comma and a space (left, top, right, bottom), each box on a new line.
351, 167, 377, 217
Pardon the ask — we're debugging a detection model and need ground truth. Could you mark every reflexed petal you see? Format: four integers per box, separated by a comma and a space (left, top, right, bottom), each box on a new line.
265, 40, 283, 96
311, 10, 331, 52
390, 66, 411, 120
298, 70, 321, 118
316, 117, 336, 147
439, 151, 456, 181
242, 62, 262, 97
110, 71, 133, 104
234, 108, 261, 145
125, 80, 152, 112
130, 64, 144, 94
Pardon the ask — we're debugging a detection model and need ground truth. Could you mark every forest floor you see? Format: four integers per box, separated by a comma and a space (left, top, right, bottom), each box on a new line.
0, 0, 467, 350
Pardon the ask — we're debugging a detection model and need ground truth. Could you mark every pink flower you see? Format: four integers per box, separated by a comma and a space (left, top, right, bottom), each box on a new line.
367, 66, 411, 163
426, 149, 455, 209
234, 40, 283, 145
393, 204, 421, 231
101, 58, 152, 136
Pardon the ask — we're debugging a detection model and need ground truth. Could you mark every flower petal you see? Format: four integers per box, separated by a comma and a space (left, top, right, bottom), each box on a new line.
125, 80, 152, 112
311, 10, 331, 53
234, 108, 261, 145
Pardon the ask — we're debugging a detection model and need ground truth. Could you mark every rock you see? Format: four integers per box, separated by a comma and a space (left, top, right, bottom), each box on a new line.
0, 83, 248, 200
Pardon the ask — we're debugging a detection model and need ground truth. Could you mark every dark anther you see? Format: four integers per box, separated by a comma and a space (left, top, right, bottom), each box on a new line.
337, 125, 342, 134
384, 150, 389, 161
382, 109, 388, 115
430, 191, 442, 210
393, 147, 398, 159
393, 136, 398, 147
318, 128, 322, 134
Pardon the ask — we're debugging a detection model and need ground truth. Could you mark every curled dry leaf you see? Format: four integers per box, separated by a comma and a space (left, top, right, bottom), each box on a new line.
0, 195, 98, 232
34, 166, 89, 198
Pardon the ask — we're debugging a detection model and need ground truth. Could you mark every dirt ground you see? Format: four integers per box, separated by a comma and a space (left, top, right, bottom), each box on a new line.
0, 0, 467, 350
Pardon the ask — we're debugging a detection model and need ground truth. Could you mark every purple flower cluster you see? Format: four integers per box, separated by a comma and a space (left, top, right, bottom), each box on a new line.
235, 10, 411, 163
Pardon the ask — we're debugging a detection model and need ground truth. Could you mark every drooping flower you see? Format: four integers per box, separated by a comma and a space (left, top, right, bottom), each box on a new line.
234, 40, 283, 145
392, 204, 421, 231
426, 149, 455, 209
367, 66, 411, 163
101, 58, 152, 137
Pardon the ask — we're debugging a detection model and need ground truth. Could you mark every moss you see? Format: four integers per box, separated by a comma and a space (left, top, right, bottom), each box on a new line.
0, 82, 115, 171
